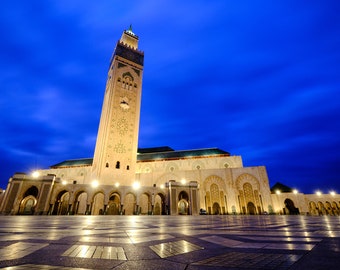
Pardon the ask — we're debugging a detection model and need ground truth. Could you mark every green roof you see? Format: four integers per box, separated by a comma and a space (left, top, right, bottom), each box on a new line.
50, 147, 230, 168
137, 148, 230, 162
50, 158, 93, 168
137, 146, 174, 154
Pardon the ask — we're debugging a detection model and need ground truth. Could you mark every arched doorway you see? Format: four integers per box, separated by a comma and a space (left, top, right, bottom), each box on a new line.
212, 202, 221, 215
332, 202, 339, 216
154, 193, 166, 215
74, 192, 88, 215
325, 201, 332, 215
52, 191, 70, 215
178, 200, 188, 215
140, 193, 151, 215
204, 176, 226, 215
178, 191, 189, 215
247, 202, 256, 215
18, 186, 39, 215
123, 193, 136, 215
317, 201, 325, 215
309, 201, 317, 215
284, 199, 299, 215
107, 193, 121, 215
92, 192, 105, 215
19, 196, 37, 215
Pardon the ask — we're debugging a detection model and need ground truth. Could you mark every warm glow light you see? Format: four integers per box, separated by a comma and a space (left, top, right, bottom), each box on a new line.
115, 182, 120, 187
92, 180, 99, 188
330, 191, 336, 196
62, 180, 67, 185
293, 189, 298, 194
316, 191, 322, 196
160, 184, 165, 189
32, 171, 40, 178
275, 190, 281, 195
133, 181, 140, 190
181, 179, 186, 185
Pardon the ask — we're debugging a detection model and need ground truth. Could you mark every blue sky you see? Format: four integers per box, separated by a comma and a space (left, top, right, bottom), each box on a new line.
1, 0, 339, 193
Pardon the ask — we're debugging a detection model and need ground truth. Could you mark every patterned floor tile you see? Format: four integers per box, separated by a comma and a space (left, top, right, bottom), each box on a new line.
150, 240, 203, 258
62, 245, 127, 260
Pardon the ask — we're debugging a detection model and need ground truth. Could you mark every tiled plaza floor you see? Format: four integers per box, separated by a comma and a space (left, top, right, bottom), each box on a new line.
0, 215, 339, 269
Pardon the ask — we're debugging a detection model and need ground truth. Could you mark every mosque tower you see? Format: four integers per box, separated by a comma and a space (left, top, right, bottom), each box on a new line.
91, 26, 144, 186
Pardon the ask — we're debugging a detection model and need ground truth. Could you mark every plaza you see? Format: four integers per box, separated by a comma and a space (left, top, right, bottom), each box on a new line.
0, 215, 339, 269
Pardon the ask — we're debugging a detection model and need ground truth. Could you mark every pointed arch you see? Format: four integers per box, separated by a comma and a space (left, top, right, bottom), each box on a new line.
74, 191, 88, 215
18, 195, 37, 215
52, 190, 70, 215
203, 175, 227, 214
107, 192, 121, 215
92, 192, 105, 215
178, 191, 189, 215
284, 198, 299, 215
236, 174, 262, 214
123, 193, 136, 215
23, 186, 39, 198
140, 193, 151, 215
154, 193, 166, 215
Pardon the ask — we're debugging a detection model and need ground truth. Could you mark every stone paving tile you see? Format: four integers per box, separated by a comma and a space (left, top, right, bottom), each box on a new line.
264, 242, 316, 251
0, 233, 62, 241
192, 251, 302, 269
200, 235, 243, 247
114, 259, 187, 270
2, 265, 92, 269
78, 236, 130, 244
150, 240, 204, 258
129, 234, 175, 243
200, 235, 316, 251
0, 242, 48, 260
243, 235, 322, 242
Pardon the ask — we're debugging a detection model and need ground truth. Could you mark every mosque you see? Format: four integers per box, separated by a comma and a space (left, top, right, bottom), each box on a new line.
1, 28, 339, 216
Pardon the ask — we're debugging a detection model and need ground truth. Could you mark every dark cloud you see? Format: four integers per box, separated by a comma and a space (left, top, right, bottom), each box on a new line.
1, 1, 339, 194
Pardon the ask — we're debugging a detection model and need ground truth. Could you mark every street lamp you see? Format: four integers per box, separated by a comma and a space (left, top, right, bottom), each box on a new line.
133, 181, 140, 190
91, 180, 99, 188
32, 171, 40, 178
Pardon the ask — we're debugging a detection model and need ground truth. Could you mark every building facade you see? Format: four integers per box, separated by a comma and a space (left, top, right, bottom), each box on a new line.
1, 28, 339, 216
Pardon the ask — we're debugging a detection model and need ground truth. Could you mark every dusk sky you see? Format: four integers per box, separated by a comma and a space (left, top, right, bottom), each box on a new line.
1, 1, 339, 194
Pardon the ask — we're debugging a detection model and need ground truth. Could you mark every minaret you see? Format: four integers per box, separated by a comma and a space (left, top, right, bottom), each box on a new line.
91, 27, 144, 186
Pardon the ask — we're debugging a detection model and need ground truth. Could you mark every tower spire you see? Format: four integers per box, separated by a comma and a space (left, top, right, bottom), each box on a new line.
120, 25, 139, 49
